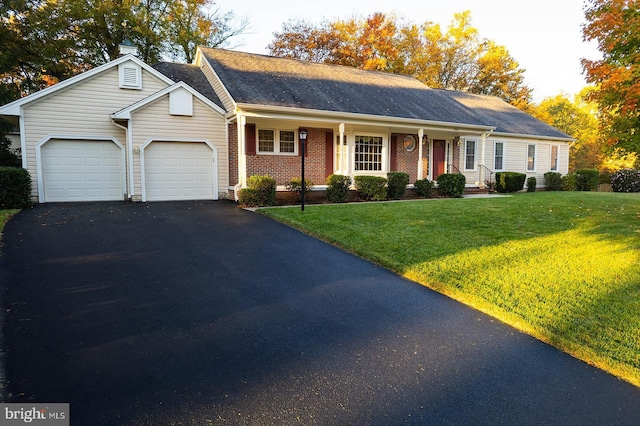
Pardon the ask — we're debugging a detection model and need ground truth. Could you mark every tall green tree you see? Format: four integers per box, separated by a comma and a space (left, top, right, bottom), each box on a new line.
268, 11, 532, 108
582, 0, 640, 154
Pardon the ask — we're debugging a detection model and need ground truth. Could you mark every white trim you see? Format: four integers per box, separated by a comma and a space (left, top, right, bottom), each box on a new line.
119, 63, 142, 90
0, 55, 174, 117
35, 135, 126, 203
491, 131, 574, 143
139, 137, 218, 202
112, 81, 226, 119
197, 51, 237, 110
256, 127, 298, 155
351, 133, 388, 176
550, 145, 560, 171
19, 112, 27, 168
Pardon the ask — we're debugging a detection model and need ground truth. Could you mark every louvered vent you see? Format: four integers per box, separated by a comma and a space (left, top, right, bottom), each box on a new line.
119, 64, 141, 89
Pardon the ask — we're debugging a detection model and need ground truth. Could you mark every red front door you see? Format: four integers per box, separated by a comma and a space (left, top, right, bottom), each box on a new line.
433, 140, 446, 177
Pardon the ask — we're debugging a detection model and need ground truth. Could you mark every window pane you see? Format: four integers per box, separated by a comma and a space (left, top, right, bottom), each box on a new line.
280, 130, 295, 153
355, 135, 383, 171
550, 147, 558, 170
494, 142, 503, 170
465, 140, 476, 170
258, 129, 274, 152
527, 144, 536, 171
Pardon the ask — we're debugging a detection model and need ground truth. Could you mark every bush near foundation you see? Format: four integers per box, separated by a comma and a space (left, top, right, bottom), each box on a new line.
575, 169, 600, 191
285, 177, 314, 202
0, 167, 31, 208
326, 174, 351, 203
354, 175, 387, 201
386, 172, 409, 199
436, 173, 466, 198
495, 172, 526, 193
544, 172, 563, 191
238, 175, 276, 207
414, 179, 435, 198
527, 176, 537, 192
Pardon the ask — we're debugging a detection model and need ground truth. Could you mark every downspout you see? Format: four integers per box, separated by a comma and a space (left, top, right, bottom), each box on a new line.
235, 112, 246, 200
19, 111, 27, 169
112, 119, 133, 200
417, 129, 424, 180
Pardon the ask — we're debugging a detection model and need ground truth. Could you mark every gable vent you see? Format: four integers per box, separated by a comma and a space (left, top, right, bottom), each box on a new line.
119, 63, 142, 90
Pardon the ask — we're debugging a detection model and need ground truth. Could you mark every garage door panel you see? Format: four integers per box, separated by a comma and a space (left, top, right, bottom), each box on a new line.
144, 142, 215, 201
42, 140, 123, 202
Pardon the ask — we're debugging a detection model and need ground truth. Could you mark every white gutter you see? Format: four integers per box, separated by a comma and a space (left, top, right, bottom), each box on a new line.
491, 131, 574, 143
19, 110, 27, 169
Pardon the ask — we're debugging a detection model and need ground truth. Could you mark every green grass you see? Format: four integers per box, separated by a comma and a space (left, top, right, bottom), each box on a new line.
0, 209, 19, 234
261, 192, 640, 387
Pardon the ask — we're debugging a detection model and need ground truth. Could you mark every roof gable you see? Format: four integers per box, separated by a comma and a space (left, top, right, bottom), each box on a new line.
151, 62, 225, 110
0, 54, 175, 117
111, 81, 226, 119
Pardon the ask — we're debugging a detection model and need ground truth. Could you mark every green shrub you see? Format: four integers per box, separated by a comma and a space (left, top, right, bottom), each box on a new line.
386, 172, 409, 200
598, 171, 612, 185
414, 179, 435, 198
436, 173, 466, 198
526, 176, 537, 192
0, 167, 31, 208
0, 149, 20, 167
562, 173, 577, 191
495, 172, 526, 193
239, 175, 276, 206
544, 172, 563, 191
285, 177, 314, 202
611, 169, 640, 192
354, 175, 387, 201
326, 174, 351, 203
575, 169, 600, 191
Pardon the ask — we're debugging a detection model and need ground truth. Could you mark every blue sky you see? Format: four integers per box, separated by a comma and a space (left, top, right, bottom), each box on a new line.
216, 0, 600, 102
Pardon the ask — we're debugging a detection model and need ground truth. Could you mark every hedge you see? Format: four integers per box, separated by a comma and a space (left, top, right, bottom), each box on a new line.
414, 179, 435, 198
354, 175, 387, 201
285, 177, 314, 202
238, 175, 276, 207
326, 174, 351, 203
386, 172, 409, 200
495, 172, 526, 193
544, 172, 563, 191
575, 169, 600, 191
0, 167, 32, 208
436, 173, 466, 198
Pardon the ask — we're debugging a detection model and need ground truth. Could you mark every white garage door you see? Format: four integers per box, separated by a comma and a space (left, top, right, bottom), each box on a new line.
41, 139, 124, 202
144, 142, 216, 201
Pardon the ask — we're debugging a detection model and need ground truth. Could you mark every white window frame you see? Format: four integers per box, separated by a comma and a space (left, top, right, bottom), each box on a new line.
550, 145, 559, 171
352, 133, 387, 175
257, 128, 298, 155
494, 141, 505, 171
464, 139, 477, 171
527, 143, 537, 172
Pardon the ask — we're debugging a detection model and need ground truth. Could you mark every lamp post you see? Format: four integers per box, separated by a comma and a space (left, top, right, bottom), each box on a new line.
299, 129, 307, 211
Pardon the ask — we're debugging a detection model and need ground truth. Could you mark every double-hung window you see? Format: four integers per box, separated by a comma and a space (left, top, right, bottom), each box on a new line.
527, 144, 537, 171
465, 139, 476, 170
258, 129, 297, 155
550, 146, 559, 171
354, 135, 383, 171
494, 141, 504, 171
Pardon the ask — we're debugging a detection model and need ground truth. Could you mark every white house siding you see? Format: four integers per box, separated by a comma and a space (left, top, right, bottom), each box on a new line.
199, 59, 235, 112
22, 65, 169, 199
130, 95, 229, 198
461, 137, 570, 188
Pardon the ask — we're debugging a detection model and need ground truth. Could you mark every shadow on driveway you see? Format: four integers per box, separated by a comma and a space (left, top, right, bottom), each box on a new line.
1, 201, 638, 425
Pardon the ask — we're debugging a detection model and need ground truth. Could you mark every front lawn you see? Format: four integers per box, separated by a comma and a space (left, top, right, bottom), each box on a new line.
0, 209, 19, 234
261, 192, 640, 387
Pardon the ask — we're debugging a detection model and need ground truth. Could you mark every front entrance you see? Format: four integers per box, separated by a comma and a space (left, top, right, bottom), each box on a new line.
432, 140, 446, 177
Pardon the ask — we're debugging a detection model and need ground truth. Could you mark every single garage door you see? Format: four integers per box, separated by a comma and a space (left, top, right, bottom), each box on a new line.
144, 141, 216, 201
41, 139, 124, 202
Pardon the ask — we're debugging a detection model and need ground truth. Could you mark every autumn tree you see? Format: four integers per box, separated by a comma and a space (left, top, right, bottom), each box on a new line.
532, 90, 602, 171
582, 0, 640, 155
268, 11, 532, 107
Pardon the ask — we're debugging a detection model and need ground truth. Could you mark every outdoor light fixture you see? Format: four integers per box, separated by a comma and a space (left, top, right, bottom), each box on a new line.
299, 129, 307, 211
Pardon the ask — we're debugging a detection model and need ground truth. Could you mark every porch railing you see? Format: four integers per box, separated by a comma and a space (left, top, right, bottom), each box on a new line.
480, 164, 495, 192
447, 163, 461, 174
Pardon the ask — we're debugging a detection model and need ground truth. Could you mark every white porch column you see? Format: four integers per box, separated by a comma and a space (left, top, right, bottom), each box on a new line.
339, 122, 345, 174
417, 129, 424, 180
237, 113, 247, 187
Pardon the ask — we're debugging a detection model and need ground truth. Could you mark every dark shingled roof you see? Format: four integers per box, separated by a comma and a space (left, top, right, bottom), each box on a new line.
152, 62, 224, 109
198, 47, 572, 139
444, 90, 572, 139
198, 47, 489, 127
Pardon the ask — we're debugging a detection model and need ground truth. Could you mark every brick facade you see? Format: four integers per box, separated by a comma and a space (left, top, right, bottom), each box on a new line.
392, 133, 428, 182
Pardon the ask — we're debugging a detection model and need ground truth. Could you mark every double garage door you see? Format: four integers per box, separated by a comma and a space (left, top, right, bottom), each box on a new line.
41, 139, 216, 202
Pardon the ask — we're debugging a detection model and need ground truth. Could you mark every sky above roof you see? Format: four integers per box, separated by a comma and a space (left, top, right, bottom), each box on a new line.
215, 0, 600, 103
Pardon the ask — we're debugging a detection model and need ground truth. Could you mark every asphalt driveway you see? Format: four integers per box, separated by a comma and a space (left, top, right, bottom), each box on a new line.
0, 201, 638, 425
